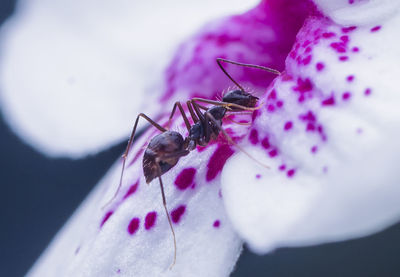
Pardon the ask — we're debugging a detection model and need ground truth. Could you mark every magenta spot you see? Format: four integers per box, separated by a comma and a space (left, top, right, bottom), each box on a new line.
299, 111, 316, 122
276, 100, 284, 108
127, 217, 140, 235
348, 0, 354, 4
279, 164, 286, 171
171, 205, 186, 224
316, 62, 325, 71
175, 168, 196, 190
206, 145, 235, 182
269, 149, 278, 158
249, 129, 259, 145
342, 26, 357, 33
322, 95, 335, 106
261, 137, 270, 149
144, 211, 157, 230
100, 211, 113, 228
287, 169, 296, 178
346, 75, 354, 82
306, 123, 316, 132
123, 180, 139, 199
284, 121, 293, 131
213, 220, 221, 228
340, 35, 349, 42
352, 47, 360, 52
267, 104, 275, 112
339, 56, 349, 61
311, 145, 318, 153
322, 32, 336, 38
256, 174, 261, 179
330, 42, 346, 53
302, 55, 312, 65
268, 90, 277, 100
305, 47, 312, 53
370, 25, 381, 32
294, 78, 313, 93
365, 88, 372, 96
342, 92, 351, 100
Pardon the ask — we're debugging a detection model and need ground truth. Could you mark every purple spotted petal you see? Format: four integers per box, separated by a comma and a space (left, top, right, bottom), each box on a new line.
0, 0, 258, 157
222, 6, 400, 253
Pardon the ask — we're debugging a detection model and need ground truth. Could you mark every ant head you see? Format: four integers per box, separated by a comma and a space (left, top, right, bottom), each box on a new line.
143, 131, 187, 184
222, 89, 258, 108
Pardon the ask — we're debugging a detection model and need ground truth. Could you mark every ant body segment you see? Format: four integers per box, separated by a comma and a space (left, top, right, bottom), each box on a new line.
105, 58, 280, 268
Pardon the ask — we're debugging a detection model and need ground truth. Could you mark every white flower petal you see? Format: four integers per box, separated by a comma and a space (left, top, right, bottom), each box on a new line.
0, 0, 257, 157
222, 10, 400, 253
28, 123, 242, 276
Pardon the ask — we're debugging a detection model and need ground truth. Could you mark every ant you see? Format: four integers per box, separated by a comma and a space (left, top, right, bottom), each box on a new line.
104, 58, 280, 268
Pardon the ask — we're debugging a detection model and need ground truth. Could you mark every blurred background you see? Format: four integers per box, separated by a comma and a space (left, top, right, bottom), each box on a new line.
1, 1, 400, 276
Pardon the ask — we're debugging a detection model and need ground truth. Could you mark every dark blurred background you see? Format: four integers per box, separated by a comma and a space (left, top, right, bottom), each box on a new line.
1, 1, 400, 277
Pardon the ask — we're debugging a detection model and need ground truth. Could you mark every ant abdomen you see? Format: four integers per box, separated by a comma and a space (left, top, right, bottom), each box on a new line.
222, 89, 259, 110
143, 131, 189, 184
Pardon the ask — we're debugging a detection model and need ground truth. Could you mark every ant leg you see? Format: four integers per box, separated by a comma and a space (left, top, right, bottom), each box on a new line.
204, 112, 270, 169
157, 174, 177, 269
186, 100, 199, 123
168, 101, 191, 132
102, 113, 167, 208
216, 58, 280, 91
192, 97, 263, 111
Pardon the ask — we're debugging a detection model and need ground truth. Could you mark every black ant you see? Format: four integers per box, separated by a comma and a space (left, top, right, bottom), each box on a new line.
104, 58, 280, 268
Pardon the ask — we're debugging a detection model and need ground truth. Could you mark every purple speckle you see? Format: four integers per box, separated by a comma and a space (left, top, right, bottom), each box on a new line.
175, 168, 196, 190
346, 75, 354, 82
352, 47, 360, 52
267, 104, 275, 112
279, 164, 286, 171
370, 25, 381, 32
330, 42, 346, 53
128, 217, 140, 235
256, 174, 261, 179
342, 92, 351, 100
365, 88, 372, 96
171, 205, 186, 224
276, 100, 284, 108
100, 211, 113, 228
206, 145, 235, 182
316, 62, 325, 71
294, 78, 313, 93
249, 129, 259, 145
339, 56, 349, 61
322, 95, 335, 106
269, 149, 278, 158
123, 180, 139, 199
213, 220, 221, 228
287, 169, 296, 178
342, 26, 357, 33
144, 211, 157, 230
311, 145, 318, 153
284, 121, 293, 131
261, 137, 270, 149
322, 32, 336, 38
302, 55, 312, 65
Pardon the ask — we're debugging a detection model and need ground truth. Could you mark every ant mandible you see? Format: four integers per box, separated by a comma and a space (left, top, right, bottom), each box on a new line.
104, 58, 280, 268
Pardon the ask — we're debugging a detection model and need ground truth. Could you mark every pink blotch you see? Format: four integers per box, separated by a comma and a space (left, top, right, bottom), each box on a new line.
302, 55, 312, 65
339, 56, 349, 61
322, 32, 336, 38
352, 47, 360, 52
279, 164, 286, 171
127, 217, 140, 235
342, 92, 351, 100
322, 95, 335, 106
294, 78, 313, 93
342, 26, 357, 33
249, 129, 259, 145
171, 205, 186, 224
284, 121, 293, 131
311, 145, 318, 153
175, 168, 196, 190
206, 145, 235, 182
287, 169, 296, 178
123, 180, 139, 199
144, 211, 157, 230
371, 26, 381, 32
340, 35, 349, 43
269, 149, 278, 158
100, 211, 113, 228
348, 0, 354, 4
276, 100, 284, 108
330, 42, 346, 53
256, 174, 261, 179
316, 62, 325, 71
267, 104, 276, 112
365, 88, 372, 96
261, 137, 270, 149
213, 220, 221, 228
346, 75, 354, 82
268, 90, 277, 100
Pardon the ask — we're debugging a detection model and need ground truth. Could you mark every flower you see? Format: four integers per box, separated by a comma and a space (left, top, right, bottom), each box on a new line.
1, 0, 400, 276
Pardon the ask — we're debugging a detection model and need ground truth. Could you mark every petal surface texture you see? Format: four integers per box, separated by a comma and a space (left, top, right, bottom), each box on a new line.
222, 6, 400, 253
0, 0, 258, 157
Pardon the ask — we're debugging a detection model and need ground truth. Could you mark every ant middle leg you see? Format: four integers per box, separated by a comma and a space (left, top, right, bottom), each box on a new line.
103, 113, 167, 208
191, 97, 263, 111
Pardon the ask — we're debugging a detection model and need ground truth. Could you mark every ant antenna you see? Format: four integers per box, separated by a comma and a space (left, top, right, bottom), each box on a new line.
216, 58, 281, 92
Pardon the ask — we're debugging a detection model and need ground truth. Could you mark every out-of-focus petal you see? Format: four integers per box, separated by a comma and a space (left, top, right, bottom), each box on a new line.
222, 8, 400, 253
0, 0, 258, 157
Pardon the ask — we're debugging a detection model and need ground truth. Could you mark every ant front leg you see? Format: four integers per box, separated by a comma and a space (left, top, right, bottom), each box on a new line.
103, 113, 167, 208
191, 97, 262, 111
